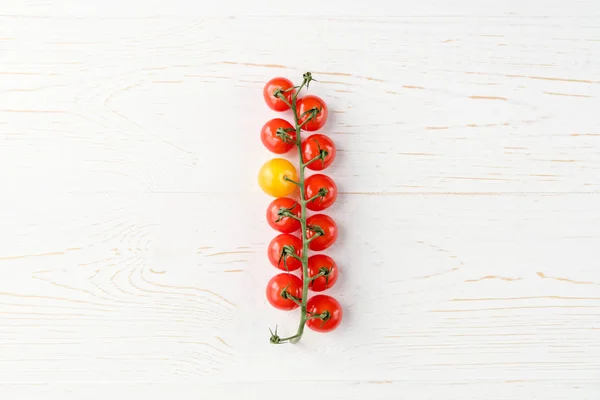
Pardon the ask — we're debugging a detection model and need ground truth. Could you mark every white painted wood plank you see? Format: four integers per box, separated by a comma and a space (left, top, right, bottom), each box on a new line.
3, 382, 600, 400
1, 1, 599, 398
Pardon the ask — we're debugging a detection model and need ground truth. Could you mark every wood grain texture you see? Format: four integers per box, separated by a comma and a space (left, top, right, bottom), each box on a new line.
1, 1, 600, 399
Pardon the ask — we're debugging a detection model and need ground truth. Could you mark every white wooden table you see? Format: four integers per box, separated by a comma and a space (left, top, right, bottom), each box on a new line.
1, 1, 599, 398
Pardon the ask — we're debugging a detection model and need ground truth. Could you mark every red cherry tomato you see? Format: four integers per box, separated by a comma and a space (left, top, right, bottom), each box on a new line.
307, 254, 338, 292
266, 273, 302, 310
268, 233, 302, 271
261, 118, 296, 154
306, 295, 343, 332
296, 95, 328, 131
263, 77, 295, 112
266, 197, 301, 233
306, 214, 338, 251
301, 134, 336, 171
304, 174, 337, 211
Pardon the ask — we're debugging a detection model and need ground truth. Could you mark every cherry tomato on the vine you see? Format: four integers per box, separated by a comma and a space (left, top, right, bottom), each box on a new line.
306, 214, 338, 251
304, 174, 337, 211
297, 95, 328, 132
306, 295, 343, 332
302, 134, 336, 171
307, 254, 338, 292
261, 118, 296, 154
268, 233, 302, 271
258, 158, 298, 197
263, 77, 295, 112
266, 273, 302, 310
266, 197, 301, 233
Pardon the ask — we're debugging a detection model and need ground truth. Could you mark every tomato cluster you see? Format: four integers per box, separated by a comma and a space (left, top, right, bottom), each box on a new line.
259, 75, 342, 336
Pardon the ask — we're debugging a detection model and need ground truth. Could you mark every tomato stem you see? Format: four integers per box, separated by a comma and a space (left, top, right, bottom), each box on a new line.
289, 76, 310, 345
277, 209, 301, 222
297, 114, 313, 129
302, 151, 329, 168
286, 252, 303, 262
306, 188, 328, 204
306, 232, 323, 245
308, 267, 331, 282
282, 176, 300, 186
281, 289, 302, 307
276, 128, 295, 144
271, 333, 300, 344
273, 89, 293, 109
306, 311, 329, 321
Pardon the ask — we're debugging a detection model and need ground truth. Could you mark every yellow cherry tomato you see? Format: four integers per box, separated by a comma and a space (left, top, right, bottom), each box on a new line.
258, 158, 298, 197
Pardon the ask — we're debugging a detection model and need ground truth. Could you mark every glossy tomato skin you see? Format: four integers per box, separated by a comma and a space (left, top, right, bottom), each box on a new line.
306, 295, 343, 332
258, 158, 298, 197
268, 233, 302, 271
266, 197, 301, 233
304, 174, 337, 211
266, 273, 303, 310
263, 77, 295, 112
301, 134, 336, 171
296, 95, 328, 131
306, 214, 337, 251
307, 254, 338, 292
261, 118, 296, 154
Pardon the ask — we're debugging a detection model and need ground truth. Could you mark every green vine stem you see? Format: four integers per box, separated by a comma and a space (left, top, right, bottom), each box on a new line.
270, 72, 324, 345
